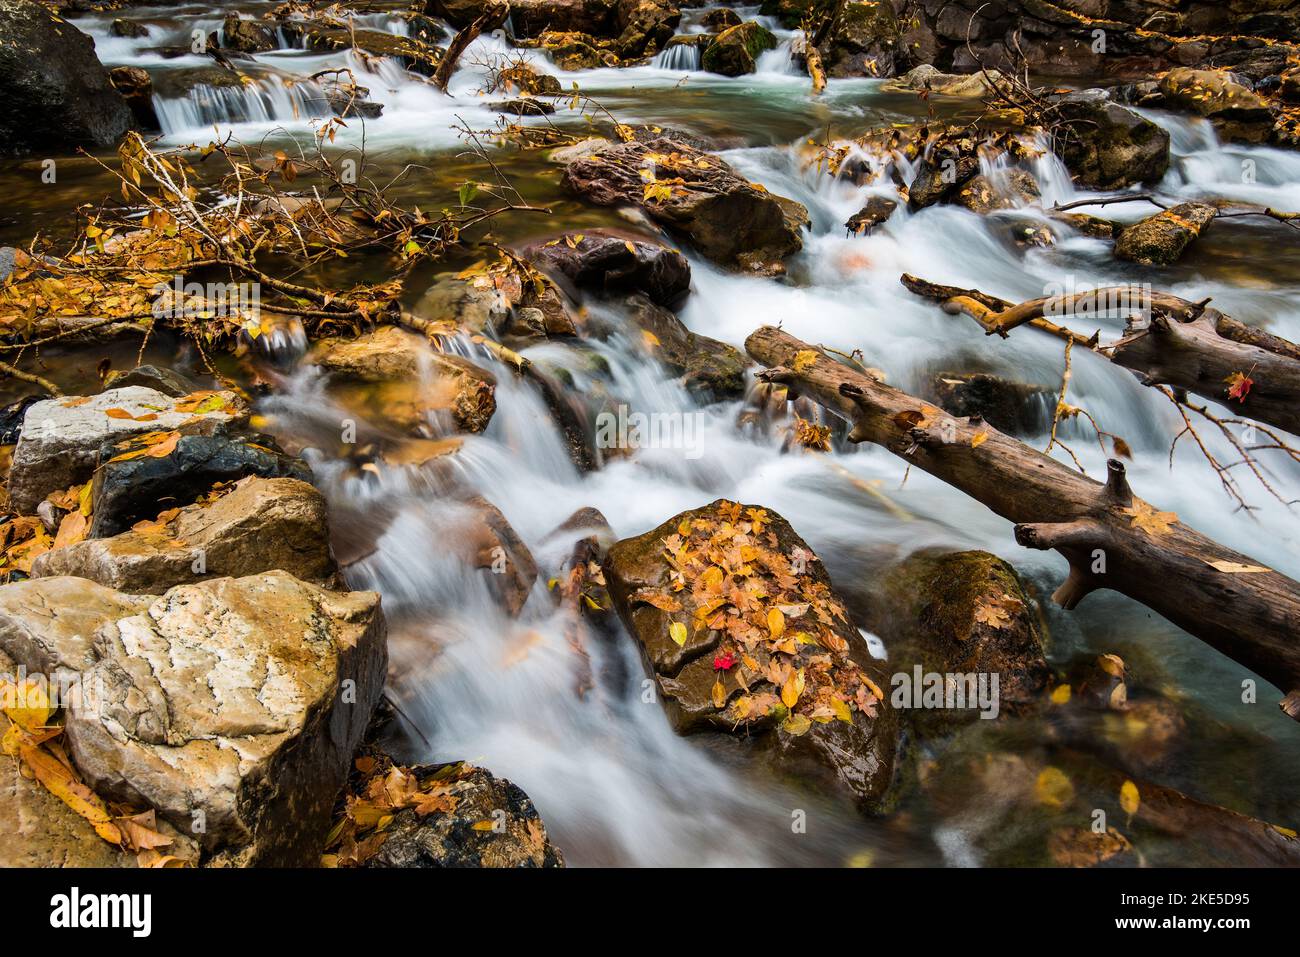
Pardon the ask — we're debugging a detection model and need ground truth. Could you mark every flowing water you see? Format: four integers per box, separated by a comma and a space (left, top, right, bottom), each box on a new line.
3, 1, 1300, 866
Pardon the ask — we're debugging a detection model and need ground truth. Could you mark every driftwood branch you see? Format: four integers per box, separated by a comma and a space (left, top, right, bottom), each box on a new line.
432, 2, 509, 93
746, 324, 1300, 721
901, 274, 1300, 434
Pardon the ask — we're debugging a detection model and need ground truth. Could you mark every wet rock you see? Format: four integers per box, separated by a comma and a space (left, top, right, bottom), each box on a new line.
1051, 211, 1120, 239
562, 136, 808, 273
110, 18, 149, 39
926, 371, 1053, 436
321, 79, 384, 119
308, 325, 498, 434
701, 21, 776, 75
758, 0, 810, 27
1281, 66, 1300, 105
109, 65, 159, 130
702, 7, 741, 29
1113, 201, 1217, 266
102, 364, 197, 398
0, 572, 388, 865
861, 549, 1050, 734
537, 30, 614, 69
1047, 826, 1135, 867
88, 431, 311, 538
487, 98, 555, 116
615, 0, 681, 58
952, 170, 1040, 214
1052, 90, 1171, 190
0, 0, 134, 154
523, 230, 691, 307
222, 12, 275, 53
7, 387, 248, 515
492, 60, 563, 95
883, 64, 1005, 96
907, 148, 980, 211
1158, 67, 1276, 143
0, 393, 45, 444
281, 22, 442, 76
605, 500, 901, 812
818, 0, 901, 78
845, 195, 898, 235
34, 477, 337, 593
466, 496, 539, 616
364, 763, 564, 867
621, 293, 748, 400
511, 0, 619, 37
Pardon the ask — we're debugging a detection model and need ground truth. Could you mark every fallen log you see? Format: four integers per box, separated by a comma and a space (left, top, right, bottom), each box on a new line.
745, 324, 1300, 721
431, 1, 509, 93
900, 274, 1300, 435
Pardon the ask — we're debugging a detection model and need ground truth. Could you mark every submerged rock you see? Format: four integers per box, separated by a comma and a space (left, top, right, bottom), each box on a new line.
309, 325, 498, 435
1053, 91, 1171, 190
845, 195, 898, 235
7, 387, 248, 515
1114, 202, 1217, 266
562, 136, 808, 273
523, 230, 691, 307
0, 0, 133, 154
621, 294, 749, 400
605, 500, 901, 812
926, 371, 1053, 436
34, 477, 338, 594
861, 550, 1049, 735
701, 21, 776, 75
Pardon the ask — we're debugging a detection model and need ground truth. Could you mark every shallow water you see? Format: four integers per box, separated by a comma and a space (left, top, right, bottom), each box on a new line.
4, 1, 1299, 866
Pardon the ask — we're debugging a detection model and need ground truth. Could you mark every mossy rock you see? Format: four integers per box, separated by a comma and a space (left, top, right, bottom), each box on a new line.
861, 549, 1050, 737
701, 21, 777, 76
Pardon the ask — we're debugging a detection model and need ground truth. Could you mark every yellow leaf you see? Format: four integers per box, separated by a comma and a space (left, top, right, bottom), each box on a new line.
781, 667, 805, 708
831, 697, 853, 723
21, 745, 122, 845
1050, 684, 1072, 705
782, 713, 811, 735
2, 677, 52, 732
711, 678, 726, 710
971, 430, 988, 448
1034, 766, 1075, 809
767, 607, 785, 639
471, 819, 497, 831
1120, 779, 1140, 818
792, 350, 819, 373
1123, 502, 1177, 536
641, 329, 661, 349
669, 621, 687, 647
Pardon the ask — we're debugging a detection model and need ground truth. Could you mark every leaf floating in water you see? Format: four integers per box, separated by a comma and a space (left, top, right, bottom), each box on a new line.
1120, 779, 1141, 819
1035, 766, 1075, 809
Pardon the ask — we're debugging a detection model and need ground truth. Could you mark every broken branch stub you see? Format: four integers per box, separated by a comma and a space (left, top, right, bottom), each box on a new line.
745, 324, 1300, 721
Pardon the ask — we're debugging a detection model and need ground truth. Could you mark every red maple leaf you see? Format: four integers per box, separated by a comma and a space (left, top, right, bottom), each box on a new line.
1225, 371, 1254, 403
712, 652, 736, 671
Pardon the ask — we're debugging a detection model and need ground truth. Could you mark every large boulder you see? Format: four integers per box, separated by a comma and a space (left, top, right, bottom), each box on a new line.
1157, 67, 1276, 143
222, 12, 275, 53
562, 136, 808, 273
308, 326, 498, 435
605, 500, 901, 812
860, 550, 1050, 736
0, 572, 386, 865
817, 0, 901, 77
87, 430, 311, 538
615, 0, 681, 57
522, 230, 691, 307
1114, 202, 1217, 266
1052, 91, 1171, 190
701, 21, 777, 75
621, 294, 749, 400
0, 0, 133, 154
33, 477, 338, 593
6, 387, 248, 516
510, 0, 619, 36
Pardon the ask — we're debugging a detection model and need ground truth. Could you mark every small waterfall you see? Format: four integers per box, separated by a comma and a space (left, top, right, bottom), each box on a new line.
756, 36, 802, 75
152, 75, 333, 135
651, 42, 701, 71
